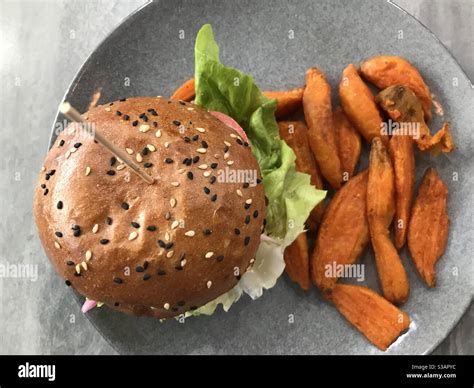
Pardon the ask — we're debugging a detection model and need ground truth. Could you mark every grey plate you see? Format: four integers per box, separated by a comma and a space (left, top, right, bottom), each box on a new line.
50, 0, 473, 354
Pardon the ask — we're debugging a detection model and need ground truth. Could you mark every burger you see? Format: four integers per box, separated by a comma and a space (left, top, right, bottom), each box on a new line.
33, 25, 323, 319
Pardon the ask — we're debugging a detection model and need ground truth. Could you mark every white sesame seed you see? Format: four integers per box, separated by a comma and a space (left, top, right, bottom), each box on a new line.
224, 152, 230, 160
81, 261, 88, 271
54, 241, 61, 249
207, 280, 212, 288
126, 148, 134, 155
92, 224, 99, 233
171, 181, 180, 187
171, 220, 179, 230
230, 133, 238, 138
117, 164, 126, 171
205, 252, 214, 259
177, 168, 185, 174
65, 151, 71, 159
203, 171, 211, 177
97, 302, 104, 307
245, 199, 253, 205
157, 95, 163, 98
70, 147, 77, 153
128, 231, 138, 241
198, 164, 208, 170
139, 124, 150, 133
105, 107, 111, 112
136, 153, 143, 162
250, 258, 255, 264
147, 144, 156, 152
214, 154, 220, 159
224, 141, 231, 147
165, 212, 171, 220
165, 232, 170, 241
170, 198, 177, 208
164, 142, 169, 148
166, 250, 174, 258
184, 230, 195, 237
227, 160, 234, 166
85, 166, 91, 176
85, 250, 92, 261
164, 303, 170, 310
187, 107, 194, 111
196, 148, 207, 154
180, 259, 187, 267
236, 189, 243, 197
155, 130, 162, 138
196, 127, 205, 133
117, 157, 123, 163
75, 264, 81, 274
41, 166, 46, 172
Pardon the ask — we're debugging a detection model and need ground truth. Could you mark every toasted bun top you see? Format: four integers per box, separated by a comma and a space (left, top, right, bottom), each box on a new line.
33, 97, 265, 318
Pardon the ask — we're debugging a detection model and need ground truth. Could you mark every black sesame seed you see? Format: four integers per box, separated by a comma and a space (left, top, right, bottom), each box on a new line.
59, 139, 65, 147
139, 113, 146, 118
203, 228, 212, 235
55, 231, 63, 238
57, 201, 63, 209
110, 156, 117, 166
74, 142, 82, 148
48, 169, 56, 176
236, 138, 243, 145
114, 302, 120, 307
152, 121, 158, 127
244, 203, 251, 210
43, 189, 49, 195
132, 120, 138, 126
165, 158, 173, 164
211, 194, 217, 202
177, 301, 185, 306
216, 255, 224, 262
158, 240, 166, 248
253, 210, 259, 218
65, 280, 72, 286
245, 215, 251, 224
243, 182, 250, 189
210, 176, 216, 184
109, 102, 114, 106
244, 142, 249, 147
149, 109, 158, 116
146, 225, 157, 232
100, 239, 109, 245
131, 222, 140, 228
257, 178, 262, 184
235, 228, 241, 235
201, 140, 208, 148
157, 270, 166, 276
185, 159, 192, 166
179, 101, 186, 106
45, 175, 50, 181
142, 147, 149, 156
192, 156, 200, 163
192, 134, 199, 141
119, 98, 126, 102
123, 114, 130, 120
71, 224, 80, 230
236, 275, 242, 280
121, 202, 129, 210
136, 266, 144, 272
224, 145, 230, 153
244, 236, 251, 246
113, 277, 123, 284
187, 171, 193, 180
210, 163, 218, 169
165, 242, 174, 250
173, 120, 181, 126
66, 260, 74, 266
182, 157, 191, 165
41, 184, 46, 189
73, 229, 81, 237
143, 261, 149, 270
203, 187, 210, 194
106, 217, 113, 225
183, 136, 191, 143
106, 170, 116, 176
144, 162, 153, 168
115, 110, 122, 116
143, 274, 151, 281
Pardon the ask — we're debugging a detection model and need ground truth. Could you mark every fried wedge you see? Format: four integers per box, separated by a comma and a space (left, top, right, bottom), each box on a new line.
311, 170, 370, 295
284, 232, 312, 290
376, 85, 454, 153
360, 55, 432, 121
303, 67, 343, 189
333, 107, 361, 180
339, 64, 388, 145
278, 121, 324, 225
328, 284, 411, 351
170, 78, 196, 101
265, 88, 304, 119
368, 138, 409, 305
389, 130, 415, 249
408, 168, 449, 287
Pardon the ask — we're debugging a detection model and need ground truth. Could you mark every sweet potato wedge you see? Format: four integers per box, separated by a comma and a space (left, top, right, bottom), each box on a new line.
368, 138, 409, 305
339, 64, 388, 145
278, 121, 324, 225
303, 67, 343, 189
284, 232, 312, 290
328, 284, 411, 351
333, 107, 361, 180
389, 130, 415, 249
311, 170, 370, 295
360, 55, 432, 121
265, 88, 304, 119
408, 168, 449, 287
170, 78, 196, 101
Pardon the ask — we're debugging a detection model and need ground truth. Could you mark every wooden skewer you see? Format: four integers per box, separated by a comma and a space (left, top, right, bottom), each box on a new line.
60, 102, 155, 185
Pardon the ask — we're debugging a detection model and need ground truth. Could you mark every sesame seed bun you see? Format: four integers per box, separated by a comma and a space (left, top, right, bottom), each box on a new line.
33, 97, 265, 319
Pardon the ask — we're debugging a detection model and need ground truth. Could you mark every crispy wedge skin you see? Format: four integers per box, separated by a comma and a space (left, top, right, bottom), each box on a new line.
333, 107, 361, 180
360, 55, 432, 121
284, 233, 312, 290
329, 284, 411, 351
408, 168, 449, 287
303, 67, 343, 189
278, 121, 324, 224
389, 131, 415, 249
170, 78, 196, 101
311, 170, 370, 295
265, 88, 304, 119
368, 138, 409, 305
339, 64, 388, 145
376, 85, 454, 153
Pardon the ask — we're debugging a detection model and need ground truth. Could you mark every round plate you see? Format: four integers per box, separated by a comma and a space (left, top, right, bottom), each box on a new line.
50, 0, 473, 354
